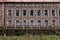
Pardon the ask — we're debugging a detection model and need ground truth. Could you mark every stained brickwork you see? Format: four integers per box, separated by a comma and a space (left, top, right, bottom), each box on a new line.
0, 2, 60, 30
3, 3, 60, 29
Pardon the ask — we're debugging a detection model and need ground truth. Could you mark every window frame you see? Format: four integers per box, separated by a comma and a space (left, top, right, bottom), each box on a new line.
45, 20, 48, 27
15, 20, 20, 27
29, 20, 34, 27
44, 10, 48, 16
29, 9, 34, 16
52, 20, 55, 27
15, 9, 19, 17
22, 20, 27, 27
22, 9, 27, 17
51, 9, 56, 16
43, 9, 49, 16
37, 9, 41, 16
7, 9, 12, 17
7, 20, 12, 27
37, 20, 41, 27
23, 10, 26, 16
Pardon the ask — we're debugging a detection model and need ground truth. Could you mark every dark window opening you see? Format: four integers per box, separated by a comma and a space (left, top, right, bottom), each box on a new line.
23, 20, 26, 26
38, 20, 41, 26
31, 20, 34, 26
52, 10, 55, 16
16, 10, 19, 16
59, 10, 60, 16
37, 10, 41, 16
16, 20, 20, 26
52, 20, 55, 26
23, 10, 26, 16
45, 10, 48, 16
8, 10, 12, 16
8, 20, 12, 26
30, 10, 33, 16
45, 20, 48, 26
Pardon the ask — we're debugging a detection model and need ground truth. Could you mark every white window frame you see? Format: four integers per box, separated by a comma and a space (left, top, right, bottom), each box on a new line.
36, 9, 42, 17
45, 20, 48, 27
22, 20, 27, 27
51, 20, 55, 27
51, 9, 56, 16
15, 9, 20, 17
37, 20, 41, 27
29, 20, 35, 27
22, 9, 27, 17
7, 9, 13, 17
23, 20, 26, 27
43, 9, 49, 16
15, 20, 20, 27
29, 9, 34, 17
7, 20, 12, 27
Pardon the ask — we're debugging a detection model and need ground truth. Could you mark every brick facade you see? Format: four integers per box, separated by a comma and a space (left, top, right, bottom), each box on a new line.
0, 2, 60, 30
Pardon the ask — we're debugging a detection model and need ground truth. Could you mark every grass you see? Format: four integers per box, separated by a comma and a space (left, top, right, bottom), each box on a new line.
0, 34, 60, 40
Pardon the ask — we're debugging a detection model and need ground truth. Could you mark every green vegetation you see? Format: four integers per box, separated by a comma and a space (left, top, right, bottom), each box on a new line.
0, 34, 60, 40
